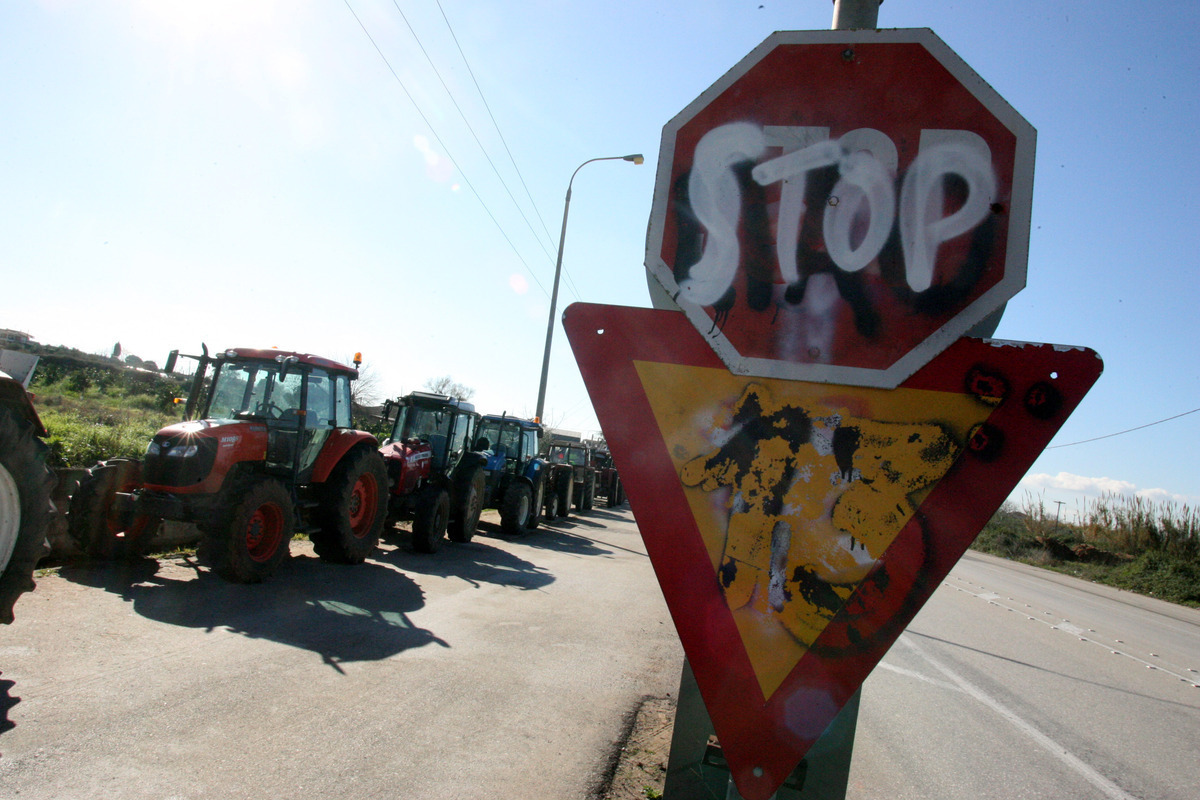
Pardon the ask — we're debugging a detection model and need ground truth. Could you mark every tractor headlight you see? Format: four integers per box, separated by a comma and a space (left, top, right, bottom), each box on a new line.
165, 444, 199, 458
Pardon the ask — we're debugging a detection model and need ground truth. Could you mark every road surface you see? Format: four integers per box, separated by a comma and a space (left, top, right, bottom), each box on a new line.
850, 551, 1200, 799
0, 507, 683, 800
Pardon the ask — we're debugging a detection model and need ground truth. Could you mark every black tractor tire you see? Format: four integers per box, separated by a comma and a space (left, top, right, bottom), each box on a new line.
543, 483, 559, 522
312, 447, 387, 564
448, 467, 485, 543
527, 478, 543, 531
606, 476, 621, 508
412, 487, 450, 553
207, 477, 294, 583
582, 473, 595, 511
0, 405, 53, 624
500, 482, 533, 536
555, 470, 573, 518
67, 459, 160, 560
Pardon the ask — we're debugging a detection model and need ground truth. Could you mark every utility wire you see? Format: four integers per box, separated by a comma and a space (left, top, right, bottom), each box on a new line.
1046, 406, 1200, 449
390, 0, 559, 269
434, 0, 586, 303
342, 0, 550, 299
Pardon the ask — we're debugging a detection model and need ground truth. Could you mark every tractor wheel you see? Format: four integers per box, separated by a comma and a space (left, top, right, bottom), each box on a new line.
412, 487, 450, 553
556, 470, 573, 518
68, 459, 159, 560
448, 467, 484, 543
313, 448, 387, 564
500, 482, 532, 536
607, 476, 620, 508
208, 477, 294, 583
0, 405, 53, 624
527, 478, 543, 531
582, 474, 595, 511
544, 483, 559, 522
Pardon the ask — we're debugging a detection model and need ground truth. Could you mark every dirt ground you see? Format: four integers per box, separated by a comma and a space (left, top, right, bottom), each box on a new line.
599, 695, 676, 800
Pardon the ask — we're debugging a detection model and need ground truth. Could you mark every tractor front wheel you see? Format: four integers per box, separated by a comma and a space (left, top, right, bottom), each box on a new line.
208, 478, 294, 583
448, 467, 484, 543
412, 487, 450, 553
313, 448, 387, 564
500, 482, 532, 535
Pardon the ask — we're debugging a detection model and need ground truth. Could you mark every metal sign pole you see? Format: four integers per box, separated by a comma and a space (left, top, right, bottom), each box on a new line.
831, 0, 882, 30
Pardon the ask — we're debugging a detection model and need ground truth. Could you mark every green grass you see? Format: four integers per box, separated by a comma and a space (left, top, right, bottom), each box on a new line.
33, 394, 180, 469
973, 494, 1199, 607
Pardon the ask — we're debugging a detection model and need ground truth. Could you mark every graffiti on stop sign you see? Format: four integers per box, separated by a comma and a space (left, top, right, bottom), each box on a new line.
670, 121, 1001, 341
677, 122, 997, 303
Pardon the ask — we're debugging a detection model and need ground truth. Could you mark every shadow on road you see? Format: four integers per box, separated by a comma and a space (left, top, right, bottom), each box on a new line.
379, 527, 557, 589
57, 553, 444, 672
476, 519, 618, 558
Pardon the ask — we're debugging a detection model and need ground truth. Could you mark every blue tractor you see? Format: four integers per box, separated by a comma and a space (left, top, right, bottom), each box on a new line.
474, 414, 548, 535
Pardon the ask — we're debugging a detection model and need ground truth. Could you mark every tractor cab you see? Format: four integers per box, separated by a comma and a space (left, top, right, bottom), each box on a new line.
146, 348, 358, 488
476, 414, 547, 534
199, 351, 354, 479
379, 392, 478, 498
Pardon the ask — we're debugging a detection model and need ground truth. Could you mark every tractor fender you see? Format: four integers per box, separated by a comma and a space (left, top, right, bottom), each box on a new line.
0, 377, 47, 437
311, 430, 379, 485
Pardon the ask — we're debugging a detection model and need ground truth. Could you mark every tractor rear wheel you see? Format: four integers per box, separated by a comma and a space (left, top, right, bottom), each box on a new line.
500, 482, 532, 535
313, 448, 387, 564
412, 487, 450, 553
582, 474, 595, 511
448, 467, 484, 543
0, 405, 52, 624
556, 470, 573, 518
68, 459, 160, 559
208, 477, 294, 583
607, 476, 621, 508
544, 483, 559, 521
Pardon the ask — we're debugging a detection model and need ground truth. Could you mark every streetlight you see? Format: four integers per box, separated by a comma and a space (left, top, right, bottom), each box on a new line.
534, 153, 644, 424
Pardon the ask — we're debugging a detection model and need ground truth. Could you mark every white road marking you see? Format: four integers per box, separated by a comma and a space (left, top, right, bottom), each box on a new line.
896, 635, 1138, 800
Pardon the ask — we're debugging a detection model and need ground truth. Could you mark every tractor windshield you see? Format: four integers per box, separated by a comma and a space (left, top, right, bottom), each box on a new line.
393, 404, 450, 444
393, 403, 453, 468
207, 360, 304, 421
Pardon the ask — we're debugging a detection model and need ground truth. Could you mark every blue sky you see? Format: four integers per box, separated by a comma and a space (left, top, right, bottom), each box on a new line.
2, 1, 1197, 514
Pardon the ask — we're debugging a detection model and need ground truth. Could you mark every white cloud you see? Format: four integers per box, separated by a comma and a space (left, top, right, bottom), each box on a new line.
1020, 472, 1135, 496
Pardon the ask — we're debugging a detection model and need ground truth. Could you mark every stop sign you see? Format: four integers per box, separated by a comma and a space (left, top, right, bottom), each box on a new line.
646, 28, 1035, 388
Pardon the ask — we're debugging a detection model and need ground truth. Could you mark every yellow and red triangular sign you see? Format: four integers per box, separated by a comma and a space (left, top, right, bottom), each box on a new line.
565, 302, 1102, 800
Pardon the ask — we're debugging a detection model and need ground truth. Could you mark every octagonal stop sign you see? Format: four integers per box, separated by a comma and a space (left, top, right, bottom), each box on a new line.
646, 28, 1036, 387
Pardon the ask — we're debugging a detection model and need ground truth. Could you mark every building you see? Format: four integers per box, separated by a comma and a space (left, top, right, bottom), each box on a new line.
0, 329, 33, 346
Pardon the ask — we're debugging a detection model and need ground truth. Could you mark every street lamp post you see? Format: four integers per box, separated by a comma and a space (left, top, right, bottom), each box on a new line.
534, 153, 643, 425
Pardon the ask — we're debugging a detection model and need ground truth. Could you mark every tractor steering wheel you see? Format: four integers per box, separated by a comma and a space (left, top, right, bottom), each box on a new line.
256, 400, 284, 419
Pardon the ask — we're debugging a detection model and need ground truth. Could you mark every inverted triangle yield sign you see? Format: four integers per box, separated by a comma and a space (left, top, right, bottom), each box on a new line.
564, 302, 1102, 800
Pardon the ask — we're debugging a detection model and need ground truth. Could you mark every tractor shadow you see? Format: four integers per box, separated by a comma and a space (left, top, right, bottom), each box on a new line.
57, 553, 443, 672
379, 526, 556, 590
476, 517, 619, 558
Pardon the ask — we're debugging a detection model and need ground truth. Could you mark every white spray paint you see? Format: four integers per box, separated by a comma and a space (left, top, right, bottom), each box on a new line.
678, 122, 998, 303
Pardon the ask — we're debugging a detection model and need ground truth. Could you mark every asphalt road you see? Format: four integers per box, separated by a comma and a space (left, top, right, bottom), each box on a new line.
0, 507, 683, 800
849, 551, 1200, 800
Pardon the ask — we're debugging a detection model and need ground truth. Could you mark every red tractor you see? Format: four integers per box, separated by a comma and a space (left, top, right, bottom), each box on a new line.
377, 391, 487, 553
68, 347, 389, 583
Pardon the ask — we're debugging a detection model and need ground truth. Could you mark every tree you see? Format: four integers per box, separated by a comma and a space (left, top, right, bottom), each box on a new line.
424, 376, 475, 401
347, 357, 383, 409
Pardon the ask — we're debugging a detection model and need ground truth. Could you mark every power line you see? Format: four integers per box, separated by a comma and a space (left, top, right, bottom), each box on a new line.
390, 0, 559, 269
434, 0, 587, 303
341, 0, 550, 299
1046, 406, 1200, 449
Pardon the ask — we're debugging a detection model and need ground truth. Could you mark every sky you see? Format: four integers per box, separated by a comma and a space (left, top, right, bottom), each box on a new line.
2, 0, 1197, 516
